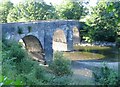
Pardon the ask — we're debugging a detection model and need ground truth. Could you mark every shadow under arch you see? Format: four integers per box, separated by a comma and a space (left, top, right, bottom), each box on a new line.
21, 35, 46, 64
52, 29, 67, 51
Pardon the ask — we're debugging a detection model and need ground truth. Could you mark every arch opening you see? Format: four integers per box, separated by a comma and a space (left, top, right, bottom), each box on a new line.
19, 35, 45, 64
52, 29, 67, 51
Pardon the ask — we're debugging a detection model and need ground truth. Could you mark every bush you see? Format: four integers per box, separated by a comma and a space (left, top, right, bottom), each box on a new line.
0, 76, 23, 85
2, 39, 49, 85
17, 27, 23, 34
49, 52, 72, 76
93, 63, 119, 86
2, 39, 74, 85
2, 42, 25, 85
49, 75, 72, 85
116, 37, 120, 47
88, 29, 117, 42
28, 26, 32, 33
9, 43, 27, 63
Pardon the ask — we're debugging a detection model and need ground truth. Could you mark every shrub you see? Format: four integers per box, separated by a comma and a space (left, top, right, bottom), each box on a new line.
17, 27, 23, 34
9, 42, 27, 63
2, 39, 75, 85
28, 26, 32, 33
93, 63, 119, 86
49, 75, 72, 85
49, 52, 72, 76
2, 39, 48, 85
116, 37, 120, 47
0, 75, 24, 85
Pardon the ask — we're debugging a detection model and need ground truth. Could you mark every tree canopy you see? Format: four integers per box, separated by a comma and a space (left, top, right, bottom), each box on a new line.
0, 0, 13, 23
7, 0, 58, 22
85, 0, 119, 42
55, 0, 88, 20
0, 0, 88, 23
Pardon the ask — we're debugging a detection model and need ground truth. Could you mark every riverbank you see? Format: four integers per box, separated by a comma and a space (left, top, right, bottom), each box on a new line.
71, 60, 119, 85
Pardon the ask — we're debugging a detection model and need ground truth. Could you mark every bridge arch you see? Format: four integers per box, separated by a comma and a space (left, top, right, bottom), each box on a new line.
20, 35, 46, 64
52, 29, 67, 51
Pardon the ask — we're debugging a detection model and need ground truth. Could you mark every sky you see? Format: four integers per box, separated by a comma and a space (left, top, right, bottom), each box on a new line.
0, 0, 98, 7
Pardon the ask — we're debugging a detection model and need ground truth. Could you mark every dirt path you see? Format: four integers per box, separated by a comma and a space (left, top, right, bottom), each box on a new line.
71, 61, 95, 85
74, 61, 119, 71
71, 61, 119, 85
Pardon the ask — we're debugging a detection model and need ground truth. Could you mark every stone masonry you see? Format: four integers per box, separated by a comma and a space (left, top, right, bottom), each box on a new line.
1, 20, 81, 64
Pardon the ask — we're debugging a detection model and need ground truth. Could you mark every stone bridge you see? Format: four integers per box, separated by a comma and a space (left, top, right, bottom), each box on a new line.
1, 20, 81, 64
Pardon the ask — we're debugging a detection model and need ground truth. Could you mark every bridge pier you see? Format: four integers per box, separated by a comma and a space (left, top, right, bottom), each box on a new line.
44, 48, 53, 64
67, 28, 73, 51
44, 31, 53, 64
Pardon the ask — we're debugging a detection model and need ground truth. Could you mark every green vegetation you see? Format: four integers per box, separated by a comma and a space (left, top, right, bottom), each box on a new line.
1, 0, 120, 86
116, 37, 120, 48
1, 39, 74, 85
0, 0, 13, 23
93, 63, 119, 86
28, 26, 32, 33
7, 1, 58, 22
17, 27, 23, 34
55, 0, 87, 20
85, 0, 119, 42
0, 0, 87, 23
50, 52, 72, 76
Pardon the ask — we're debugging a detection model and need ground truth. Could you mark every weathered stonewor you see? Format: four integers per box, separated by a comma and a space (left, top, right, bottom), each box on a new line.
1, 20, 81, 64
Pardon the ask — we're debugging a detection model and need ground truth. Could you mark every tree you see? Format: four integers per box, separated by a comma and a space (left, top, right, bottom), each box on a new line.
85, 0, 119, 42
7, 0, 58, 22
0, 0, 13, 23
106, 1, 120, 32
55, 0, 88, 20
7, 6, 22, 22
